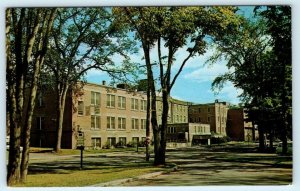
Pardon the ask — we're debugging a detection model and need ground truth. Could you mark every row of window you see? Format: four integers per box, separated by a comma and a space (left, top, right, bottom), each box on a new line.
173, 115, 187, 123
157, 103, 188, 113
191, 107, 211, 113
91, 137, 146, 148
91, 116, 146, 130
189, 116, 227, 123
78, 94, 147, 114
190, 117, 211, 123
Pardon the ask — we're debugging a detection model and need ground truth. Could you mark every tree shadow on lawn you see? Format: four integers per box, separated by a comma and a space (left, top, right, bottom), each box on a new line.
28, 155, 152, 175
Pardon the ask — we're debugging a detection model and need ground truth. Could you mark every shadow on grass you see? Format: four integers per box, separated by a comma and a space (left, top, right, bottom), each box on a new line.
28, 155, 154, 175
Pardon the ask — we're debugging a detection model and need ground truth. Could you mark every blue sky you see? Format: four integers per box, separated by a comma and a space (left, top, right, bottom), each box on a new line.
86, 6, 256, 105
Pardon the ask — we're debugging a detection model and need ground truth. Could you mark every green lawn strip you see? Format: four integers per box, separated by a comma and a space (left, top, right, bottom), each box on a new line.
14, 166, 163, 187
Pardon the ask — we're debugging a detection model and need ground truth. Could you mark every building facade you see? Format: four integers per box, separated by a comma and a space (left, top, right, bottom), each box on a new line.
30, 82, 191, 149
227, 108, 258, 141
188, 100, 229, 137
156, 97, 189, 125
31, 82, 150, 149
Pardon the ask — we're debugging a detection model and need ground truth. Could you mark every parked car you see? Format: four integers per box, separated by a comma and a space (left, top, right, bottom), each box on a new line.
276, 141, 292, 154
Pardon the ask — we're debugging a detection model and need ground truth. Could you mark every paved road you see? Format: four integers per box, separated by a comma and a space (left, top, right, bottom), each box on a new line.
24, 144, 292, 186
120, 146, 292, 186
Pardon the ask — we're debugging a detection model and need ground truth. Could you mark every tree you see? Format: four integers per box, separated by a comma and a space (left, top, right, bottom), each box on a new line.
210, 6, 291, 154
257, 6, 292, 154
115, 7, 240, 165
6, 8, 57, 185
45, 8, 136, 152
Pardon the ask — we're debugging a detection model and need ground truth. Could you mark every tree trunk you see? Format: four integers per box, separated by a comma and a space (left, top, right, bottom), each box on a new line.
20, 59, 41, 182
54, 85, 69, 152
142, 43, 159, 165
145, 83, 151, 161
156, 90, 169, 165
258, 124, 265, 151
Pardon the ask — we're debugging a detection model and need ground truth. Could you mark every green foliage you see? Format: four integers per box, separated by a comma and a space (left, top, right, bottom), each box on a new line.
210, 6, 292, 149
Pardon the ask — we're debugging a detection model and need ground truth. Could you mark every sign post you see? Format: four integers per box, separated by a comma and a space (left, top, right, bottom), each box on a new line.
77, 131, 85, 169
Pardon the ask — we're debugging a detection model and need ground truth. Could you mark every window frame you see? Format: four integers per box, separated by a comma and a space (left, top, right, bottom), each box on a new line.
106, 94, 115, 108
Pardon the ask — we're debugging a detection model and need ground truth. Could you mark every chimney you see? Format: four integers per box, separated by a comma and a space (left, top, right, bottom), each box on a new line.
102, 80, 106, 86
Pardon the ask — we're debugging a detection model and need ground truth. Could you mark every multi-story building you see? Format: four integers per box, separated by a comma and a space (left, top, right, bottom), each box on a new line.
31, 82, 149, 149
227, 108, 258, 141
156, 97, 189, 125
30, 82, 190, 149
188, 100, 229, 137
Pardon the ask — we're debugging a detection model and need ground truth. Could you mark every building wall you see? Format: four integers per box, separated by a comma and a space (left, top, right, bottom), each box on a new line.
166, 123, 211, 144
188, 101, 228, 136
156, 97, 189, 125
227, 108, 256, 141
72, 83, 149, 149
30, 89, 73, 148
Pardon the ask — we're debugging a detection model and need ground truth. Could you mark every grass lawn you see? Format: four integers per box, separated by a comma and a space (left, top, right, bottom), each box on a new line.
14, 165, 162, 187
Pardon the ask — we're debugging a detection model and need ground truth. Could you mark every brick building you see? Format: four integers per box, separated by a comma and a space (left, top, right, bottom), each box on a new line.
188, 100, 229, 137
30, 82, 190, 149
227, 108, 258, 141
31, 82, 149, 149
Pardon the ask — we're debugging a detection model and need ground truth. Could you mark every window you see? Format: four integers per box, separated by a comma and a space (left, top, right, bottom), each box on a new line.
91, 115, 100, 129
131, 118, 139, 129
37, 92, 44, 107
198, 108, 201, 113
141, 119, 146, 129
91, 137, 101, 148
118, 117, 126, 130
118, 96, 126, 109
132, 137, 139, 144
78, 101, 84, 115
183, 116, 186, 122
198, 117, 201, 122
119, 137, 126, 146
106, 94, 115, 108
176, 115, 179, 122
169, 127, 176, 133
141, 100, 147, 111
190, 118, 193, 123
180, 116, 182, 122
91, 91, 100, 105
131, 98, 139, 110
36, 117, 45, 130
207, 117, 210, 122
107, 116, 115, 129
208, 107, 211, 112
107, 137, 116, 147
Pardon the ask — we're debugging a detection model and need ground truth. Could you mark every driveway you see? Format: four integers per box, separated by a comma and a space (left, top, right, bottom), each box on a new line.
121, 145, 292, 186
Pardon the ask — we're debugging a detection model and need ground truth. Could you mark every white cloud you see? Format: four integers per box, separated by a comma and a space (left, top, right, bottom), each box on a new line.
184, 60, 232, 83
86, 68, 106, 77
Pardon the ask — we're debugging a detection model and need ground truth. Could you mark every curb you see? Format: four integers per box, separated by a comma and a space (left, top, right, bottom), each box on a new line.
89, 171, 164, 187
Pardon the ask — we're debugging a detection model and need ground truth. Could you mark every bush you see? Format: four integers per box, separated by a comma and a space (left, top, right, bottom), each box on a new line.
211, 136, 231, 144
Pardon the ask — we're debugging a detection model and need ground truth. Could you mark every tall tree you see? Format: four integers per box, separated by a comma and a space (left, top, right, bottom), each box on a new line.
210, 6, 292, 154
257, 6, 292, 154
6, 8, 57, 185
115, 7, 240, 165
45, 8, 135, 152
